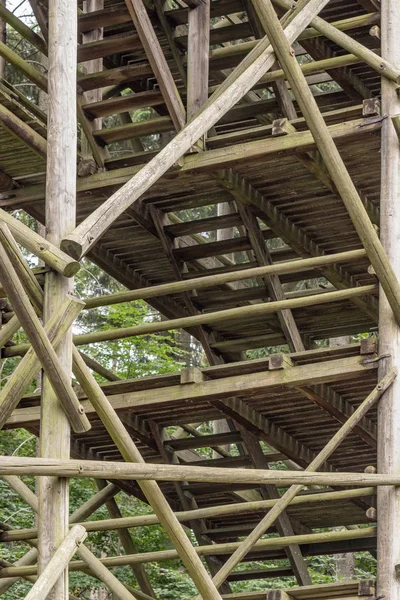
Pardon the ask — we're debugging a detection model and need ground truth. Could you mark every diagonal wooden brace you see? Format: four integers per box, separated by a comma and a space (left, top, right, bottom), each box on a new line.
204, 369, 396, 590
71, 348, 223, 600
0, 208, 79, 277
0, 239, 90, 433
23, 525, 87, 600
76, 543, 138, 600
252, 0, 400, 326
0, 294, 85, 429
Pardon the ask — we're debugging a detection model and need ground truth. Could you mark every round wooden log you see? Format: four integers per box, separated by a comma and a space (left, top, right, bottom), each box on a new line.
253, 0, 400, 327
0, 3, 47, 54
0, 103, 47, 158
76, 543, 137, 600
0, 208, 79, 277
273, 0, 400, 84
23, 526, 87, 600
84, 249, 367, 309
0, 527, 376, 577
0, 313, 20, 349
0, 40, 47, 91
72, 347, 223, 600
0, 487, 375, 542
0, 277, 88, 432
0, 456, 398, 487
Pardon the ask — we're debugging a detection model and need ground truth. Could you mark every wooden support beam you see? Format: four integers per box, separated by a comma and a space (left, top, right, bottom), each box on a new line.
1, 453, 396, 487
77, 96, 108, 169
71, 348, 224, 600
28, 0, 48, 41
154, 0, 187, 87
201, 369, 395, 590
5, 353, 380, 430
251, 0, 400, 326
0, 102, 47, 158
236, 202, 304, 352
24, 526, 87, 600
72, 285, 377, 347
79, 351, 120, 382
124, 0, 186, 131
81, 90, 164, 119
150, 204, 220, 365
0, 221, 44, 315
392, 115, 400, 142
187, 0, 210, 121
38, 4, 78, 599
2, 475, 39, 513
77, 33, 141, 64
84, 249, 367, 308
93, 115, 174, 145
0, 314, 20, 349
60, 0, 332, 259
0, 207, 80, 277
69, 482, 119, 524
273, 0, 396, 84
0, 238, 90, 433
165, 431, 242, 451
76, 543, 137, 600
0, 3, 47, 55
0, 294, 84, 429
239, 428, 311, 585
96, 480, 156, 599
0, 528, 377, 577
0, 40, 48, 91
150, 422, 232, 595
1, 487, 376, 542
377, 1, 400, 599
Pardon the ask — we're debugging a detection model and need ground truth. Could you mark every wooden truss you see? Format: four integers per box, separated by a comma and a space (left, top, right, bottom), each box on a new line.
0, 0, 400, 599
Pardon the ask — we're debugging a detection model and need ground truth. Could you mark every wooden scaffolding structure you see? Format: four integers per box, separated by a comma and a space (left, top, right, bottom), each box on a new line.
0, 0, 399, 598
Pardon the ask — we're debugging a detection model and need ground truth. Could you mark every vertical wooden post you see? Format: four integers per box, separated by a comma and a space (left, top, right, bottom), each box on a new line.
187, 0, 210, 121
377, 2, 400, 599
0, 0, 5, 78
37, 1, 77, 599
81, 0, 103, 159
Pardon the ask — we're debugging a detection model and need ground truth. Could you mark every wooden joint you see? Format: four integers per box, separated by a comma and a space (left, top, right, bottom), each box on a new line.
360, 338, 378, 356
269, 353, 294, 370
180, 367, 206, 384
366, 507, 377, 521
392, 114, 400, 141
369, 25, 380, 40
77, 158, 98, 177
271, 118, 296, 137
364, 465, 377, 473
358, 579, 376, 596
362, 98, 381, 117
266, 591, 293, 600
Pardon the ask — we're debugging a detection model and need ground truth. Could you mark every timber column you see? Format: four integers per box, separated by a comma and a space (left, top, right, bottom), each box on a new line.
38, 2, 77, 599
377, 2, 400, 599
